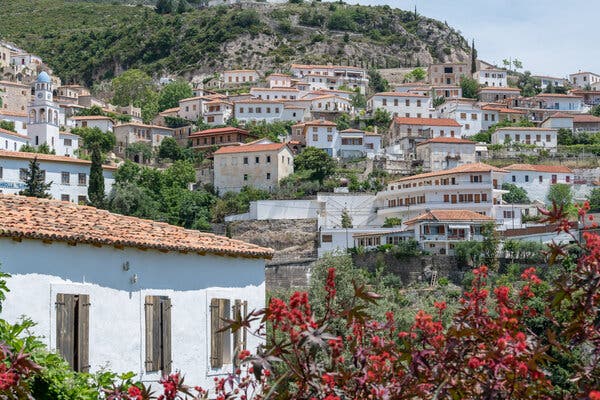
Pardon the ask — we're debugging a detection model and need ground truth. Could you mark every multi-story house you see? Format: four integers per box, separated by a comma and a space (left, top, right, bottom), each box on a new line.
541, 112, 574, 130
0, 150, 116, 202
235, 99, 285, 123
478, 87, 521, 103
189, 127, 253, 152
573, 114, 600, 132
266, 73, 292, 88
213, 142, 294, 194
570, 89, 600, 107
250, 87, 299, 101
535, 93, 584, 111
302, 119, 340, 157
0, 110, 28, 136
178, 94, 228, 122
569, 71, 600, 88
491, 127, 558, 152
338, 129, 382, 158
113, 123, 174, 159
436, 98, 482, 137
427, 63, 469, 85
222, 69, 259, 86
367, 92, 431, 118
69, 116, 114, 132
0, 43, 11, 68
533, 75, 567, 91
202, 99, 233, 125
481, 105, 526, 126
431, 85, 463, 100
473, 68, 508, 87
308, 95, 352, 114
290, 64, 369, 94
504, 164, 573, 203
404, 209, 495, 255
415, 137, 477, 172
375, 162, 507, 224
388, 117, 462, 153
55, 85, 91, 104
0, 127, 28, 152
0, 80, 29, 114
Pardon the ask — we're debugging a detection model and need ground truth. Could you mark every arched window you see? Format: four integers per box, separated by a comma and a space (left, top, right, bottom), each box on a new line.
53, 110, 58, 125
39, 108, 46, 123
29, 109, 36, 124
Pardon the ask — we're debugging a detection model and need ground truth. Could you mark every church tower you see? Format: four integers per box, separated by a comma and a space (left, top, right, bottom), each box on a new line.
27, 71, 60, 152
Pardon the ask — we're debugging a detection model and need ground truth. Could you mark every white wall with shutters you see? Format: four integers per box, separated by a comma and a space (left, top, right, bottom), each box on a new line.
0, 237, 266, 389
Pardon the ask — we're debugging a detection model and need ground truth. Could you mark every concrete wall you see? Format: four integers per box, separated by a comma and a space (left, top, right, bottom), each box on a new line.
0, 238, 265, 391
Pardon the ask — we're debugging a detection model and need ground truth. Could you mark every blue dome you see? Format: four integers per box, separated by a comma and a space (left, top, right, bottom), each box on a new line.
36, 71, 51, 84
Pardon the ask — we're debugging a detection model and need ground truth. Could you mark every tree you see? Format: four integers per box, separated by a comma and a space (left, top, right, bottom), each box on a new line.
155, 0, 173, 14
19, 158, 52, 198
470, 39, 477, 74
592, 105, 600, 117
481, 222, 499, 271
294, 147, 336, 183
126, 142, 154, 164
557, 128, 574, 145
368, 69, 390, 93
547, 183, 572, 209
517, 71, 542, 97
502, 183, 530, 204
587, 188, 600, 212
176, 0, 187, 13
111, 69, 156, 109
372, 108, 391, 127
405, 67, 426, 82
157, 80, 192, 112
75, 127, 116, 207
341, 208, 353, 228
512, 59, 523, 71
0, 120, 15, 132
158, 137, 183, 161
460, 76, 479, 99
350, 91, 366, 109
335, 114, 351, 131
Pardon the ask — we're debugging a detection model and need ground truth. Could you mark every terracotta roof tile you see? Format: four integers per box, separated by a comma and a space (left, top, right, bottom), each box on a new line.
495, 127, 557, 132
417, 137, 476, 146
0, 150, 118, 170
70, 115, 114, 121
393, 117, 461, 127
573, 114, 600, 123
391, 162, 506, 183
478, 87, 520, 92
0, 128, 28, 139
0, 110, 27, 117
0, 195, 273, 259
371, 92, 428, 98
504, 164, 573, 173
303, 119, 337, 126
189, 127, 249, 137
405, 209, 494, 225
214, 142, 288, 155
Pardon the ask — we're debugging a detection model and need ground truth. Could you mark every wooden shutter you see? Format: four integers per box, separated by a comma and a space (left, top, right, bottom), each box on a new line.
242, 301, 248, 352
220, 299, 231, 365
56, 293, 75, 369
145, 296, 159, 372
161, 297, 172, 374
77, 294, 90, 373
210, 298, 222, 369
232, 300, 241, 368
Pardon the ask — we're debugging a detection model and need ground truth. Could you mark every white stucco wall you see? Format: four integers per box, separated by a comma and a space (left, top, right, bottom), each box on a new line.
0, 238, 265, 391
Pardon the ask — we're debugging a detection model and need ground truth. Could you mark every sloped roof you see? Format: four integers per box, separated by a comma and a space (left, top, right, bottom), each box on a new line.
573, 114, 600, 123
393, 117, 461, 127
392, 162, 506, 183
0, 150, 117, 170
416, 137, 476, 146
0, 195, 273, 259
0, 128, 28, 139
504, 163, 573, 173
214, 142, 289, 155
405, 209, 494, 225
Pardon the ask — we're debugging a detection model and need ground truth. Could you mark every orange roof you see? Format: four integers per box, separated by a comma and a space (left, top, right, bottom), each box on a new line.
303, 119, 337, 126
0, 150, 117, 170
573, 114, 600, 123
224, 69, 257, 73
372, 92, 428, 98
549, 112, 574, 119
0, 110, 27, 117
393, 117, 461, 127
0, 128, 28, 139
392, 162, 506, 183
479, 87, 520, 92
405, 210, 494, 225
189, 127, 249, 137
291, 64, 364, 71
160, 107, 180, 114
495, 127, 557, 131
340, 128, 364, 133
214, 142, 289, 155
417, 137, 476, 146
481, 107, 526, 114
0, 195, 273, 259
536, 93, 583, 99
504, 164, 573, 173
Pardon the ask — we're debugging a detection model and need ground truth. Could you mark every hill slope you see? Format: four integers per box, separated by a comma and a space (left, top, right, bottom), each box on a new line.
0, 1, 470, 85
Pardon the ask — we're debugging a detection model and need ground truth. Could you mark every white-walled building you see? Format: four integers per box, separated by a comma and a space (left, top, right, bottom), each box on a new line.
541, 112, 574, 130
533, 75, 567, 91
113, 123, 174, 158
478, 87, 521, 103
69, 115, 114, 132
27, 72, 61, 154
0, 150, 115, 202
416, 137, 477, 172
250, 87, 299, 100
222, 69, 259, 86
474, 68, 507, 87
301, 120, 340, 157
266, 73, 292, 88
535, 93, 584, 111
234, 100, 284, 123
0, 110, 28, 136
290, 64, 369, 94
367, 92, 431, 118
569, 71, 600, 88
213, 142, 294, 193
0, 194, 271, 392
338, 129, 382, 158
388, 117, 462, 154
0, 128, 28, 152
491, 127, 558, 152
437, 98, 482, 137
203, 99, 233, 126
504, 164, 573, 203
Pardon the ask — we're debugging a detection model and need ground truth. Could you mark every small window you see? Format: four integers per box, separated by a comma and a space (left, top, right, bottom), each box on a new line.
56, 293, 90, 372
61, 172, 70, 185
266, 173, 271, 180
144, 295, 172, 373
255, 156, 260, 164
78, 195, 87, 204
322, 234, 333, 243
78, 173, 86, 186
64, 138, 72, 147
266, 155, 271, 163
243, 157, 248, 165
243, 174, 248, 181
61, 194, 70, 202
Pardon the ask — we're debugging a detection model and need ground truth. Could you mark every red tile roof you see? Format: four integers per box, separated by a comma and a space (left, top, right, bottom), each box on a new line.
214, 142, 289, 155
189, 127, 250, 137
495, 127, 557, 131
0, 195, 273, 259
549, 112, 574, 119
392, 162, 506, 183
416, 137, 476, 146
0, 150, 118, 170
536, 93, 583, 99
479, 87, 521, 92
0, 128, 28, 139
573, 114, 600, 123
0, 110, 27, 117
393, 117, 461, 127
504, 164, 573, 173
405, 210, 494, 225
70, 115, 114, 121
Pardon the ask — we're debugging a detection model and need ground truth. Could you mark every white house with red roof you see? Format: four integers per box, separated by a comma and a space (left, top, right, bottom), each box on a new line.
492, 127, 558, 152
388, 117, 462, 155
436, 98, 483, 137
290, 64, 369, 94
188, 127, 253, 152
535, 93, 584, 112
415, 137, 477, 172
569, 71, 600, 89
473, 67, 508, 87
0, 194, 271, 392
213, 141, 294, 193
249, 87, 300, 101
0, 127, 28, 152
504, 164, 574, 203
367, 92, 431, 118
69, 115, 114, 133
296, 119, 340, 157
266, 73, 292, 88
478, 87, 521, 103
222, 69, 259, 86
541, 112, 574, 130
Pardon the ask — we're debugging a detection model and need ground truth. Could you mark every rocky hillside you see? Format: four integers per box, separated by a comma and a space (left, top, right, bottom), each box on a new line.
0, 0, 470, 85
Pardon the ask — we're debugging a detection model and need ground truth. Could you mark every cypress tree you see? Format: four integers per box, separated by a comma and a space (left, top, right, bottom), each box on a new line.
471, 39, 478, 74
19, 157, 52, 199
88, 147, 104, 207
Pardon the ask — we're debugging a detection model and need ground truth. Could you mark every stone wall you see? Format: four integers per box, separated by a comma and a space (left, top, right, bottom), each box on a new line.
266, 261, 313, 291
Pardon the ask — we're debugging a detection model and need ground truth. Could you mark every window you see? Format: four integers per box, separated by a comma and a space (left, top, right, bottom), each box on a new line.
0, 167, 2, 179
61, 194, 70, 202
243, 157, 248, 165
465, 124, 470, 130
266, 155, 271, 163
460, 113, 467, 119
546, 135, 551, 142
566, 176, 571, 183
19, 168, 27, 181
64, 138, 72, 147
405, 99, 410, 106
77, 173, 86, 186
393, 99, 398, 106
243, 174, 248, 181
327, 135, 332, 142
210, 298, 232, 368
144, 296, 172, 373
536, 135, 541, 142
239, 107, 244, 113
255, 156, 260, 164
525, 175, 529, 182
471, 114, 477, 120
322, 234, 333, 243
56, 293, 90, 372
512, 175, 516, 182
382, 99, 387, 106
61, 172, 70, 185
417, 100, 422, 107
78, 196, 87, 204
312, 134, 318, 141
266, 173, 271, 180
539, 176, 543, 183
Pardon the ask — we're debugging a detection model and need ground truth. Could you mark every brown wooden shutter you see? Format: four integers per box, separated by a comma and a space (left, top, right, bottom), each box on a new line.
161, 297, 172, 374
56, 293, 75, 369
242, 300, 248, 352
210, 298, 222, 369
77, 294, 90, 373
220, 299, 231, 365
232, 300, 241, 368
144, 296, 159, 372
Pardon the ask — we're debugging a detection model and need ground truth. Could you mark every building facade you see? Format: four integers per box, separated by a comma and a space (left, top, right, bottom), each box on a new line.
415, 137, 477, 172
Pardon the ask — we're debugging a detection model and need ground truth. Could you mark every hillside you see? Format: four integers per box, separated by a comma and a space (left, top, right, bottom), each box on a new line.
0, 0, 470, 86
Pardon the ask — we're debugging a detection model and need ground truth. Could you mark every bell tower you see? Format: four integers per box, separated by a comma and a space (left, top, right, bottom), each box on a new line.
27, 71, 60, 152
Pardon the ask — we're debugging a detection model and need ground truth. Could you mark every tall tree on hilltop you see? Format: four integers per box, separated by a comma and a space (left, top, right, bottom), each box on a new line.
74, 127, 116, 208
471, 39, 477, 74
155, 0, 173, 14
19, 158, 52, 199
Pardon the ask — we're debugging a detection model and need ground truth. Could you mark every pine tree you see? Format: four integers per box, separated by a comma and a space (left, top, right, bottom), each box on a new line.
19, 157, 52, 199
341, 208, 353, 229
155, 0, 173, 14
471, 39, 478, 74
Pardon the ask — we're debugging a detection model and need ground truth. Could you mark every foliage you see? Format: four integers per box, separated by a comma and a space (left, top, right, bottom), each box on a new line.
18, 158, 52, 199
404, 67, 426, 82
460, 76, 479, 99
0, 120, 16, 132
592, 105, 600, 117
481, 221, 500, 270
335, 113, 351, 131
350, 90, 366, 109
111, 69, 156, 109
157, 80, 192, 112
454, 240, 483, 267
372, 107, 392, 128
547, 183, 572, 208
502, 182, 530, 204
368, 69, 390, 93
502, 240, 546, 263
294, 147, 336, 183
155, 0, 173, 14
211, 186, 270, 222
517, 71, 542, 97
470, 130, 491, 143
245, 120, 291, 143
340, 208, 353, 228
587, 187, 600, 213
382, 217, 402, 227
157, 137, 183, 161
126, 142, 154, 163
